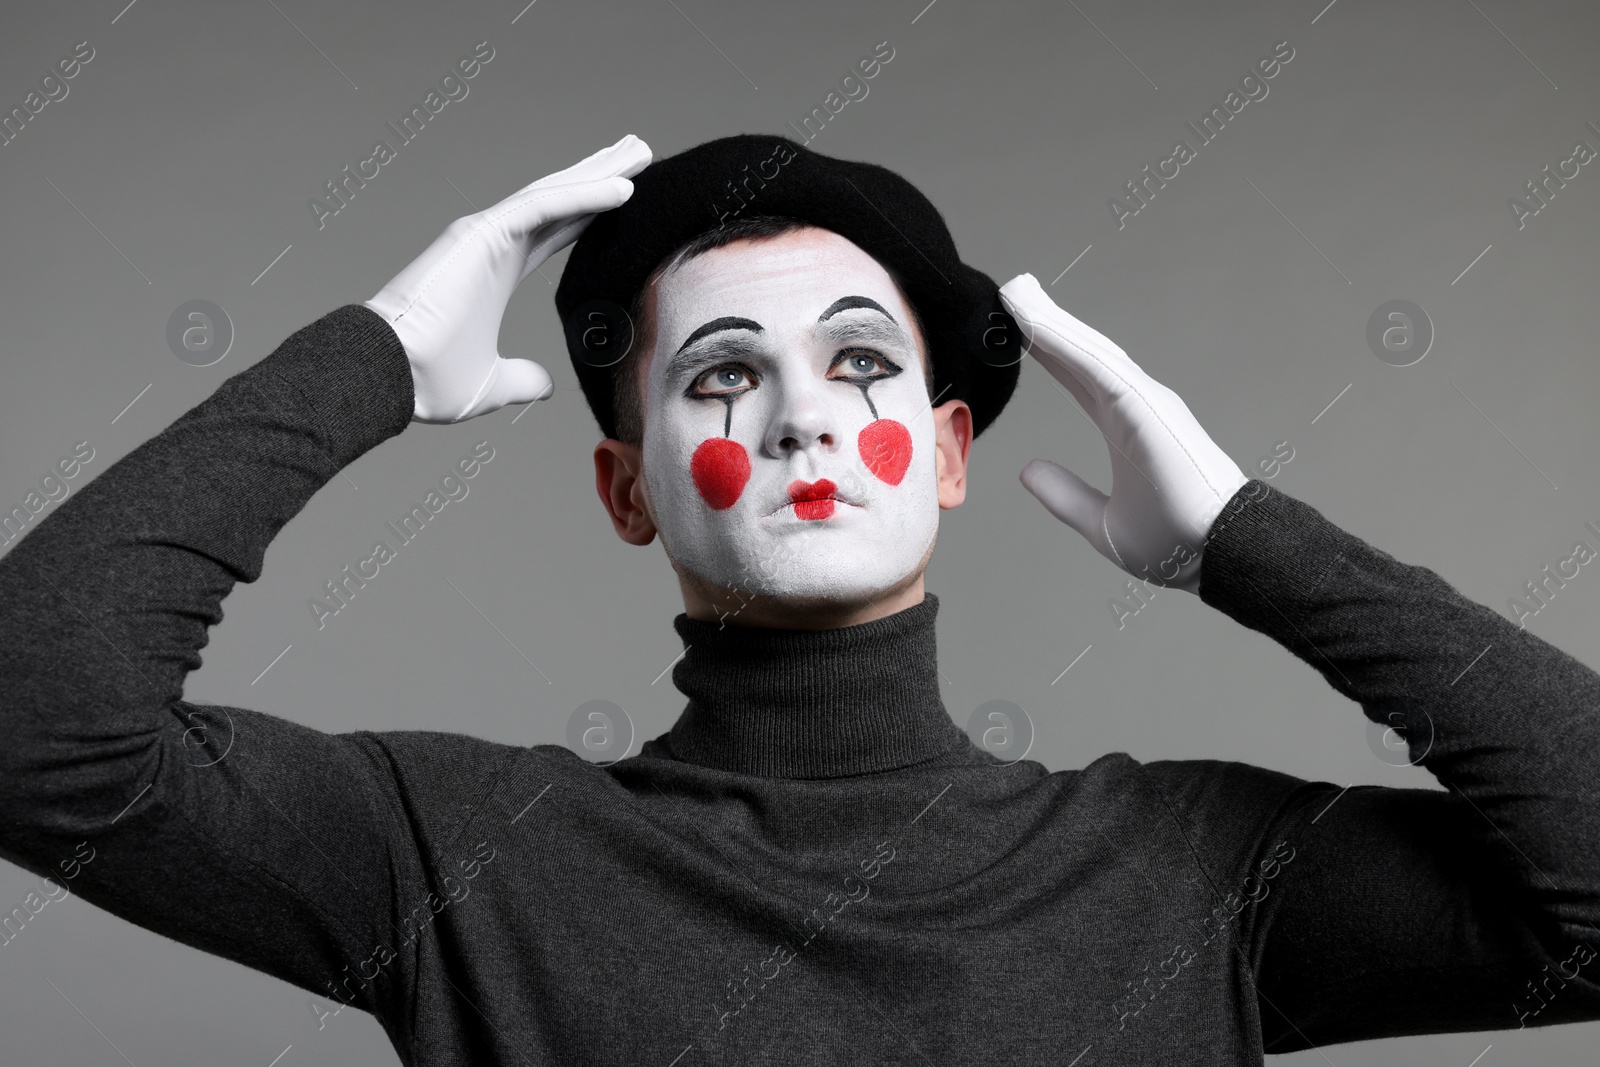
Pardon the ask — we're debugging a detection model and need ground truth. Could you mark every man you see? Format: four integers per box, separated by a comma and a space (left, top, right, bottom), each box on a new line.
2, 133, 1597, 1065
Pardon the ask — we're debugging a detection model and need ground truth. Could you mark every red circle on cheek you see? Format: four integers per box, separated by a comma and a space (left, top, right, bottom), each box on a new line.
859, 419, 913, 485
691, 438, 751, 510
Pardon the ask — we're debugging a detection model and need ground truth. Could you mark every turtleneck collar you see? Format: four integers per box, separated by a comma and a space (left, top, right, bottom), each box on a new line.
662, 592, 971, 779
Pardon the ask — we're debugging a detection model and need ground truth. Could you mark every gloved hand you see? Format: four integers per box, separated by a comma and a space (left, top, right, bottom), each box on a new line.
999, 272, 1248, 593
364, 133, 653, 423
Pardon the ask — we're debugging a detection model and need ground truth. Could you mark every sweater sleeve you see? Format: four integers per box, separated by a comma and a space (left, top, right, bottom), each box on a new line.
1193, 480, 1600, 1050
0, 306, 438, 1026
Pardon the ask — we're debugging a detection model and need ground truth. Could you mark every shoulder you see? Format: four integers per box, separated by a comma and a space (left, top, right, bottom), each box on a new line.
343, 730, 602, 844
1133, 756, 1336, 868
1062, 752, 1328, 858
969, 750, 1308, 822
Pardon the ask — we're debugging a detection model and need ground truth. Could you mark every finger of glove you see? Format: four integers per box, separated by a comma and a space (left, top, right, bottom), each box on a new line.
368, 169, 637, 324
516, 134, 652, 195
518, 211, 598, 286
999, 273, 1145, 411
483, 176, 634, 247
439, 356, 550, 424
1020, 458, 1112, 558
483, 357, 555, 412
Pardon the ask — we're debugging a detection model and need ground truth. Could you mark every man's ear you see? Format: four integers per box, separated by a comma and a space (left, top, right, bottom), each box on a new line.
594, 439, 658, 546
933, 399, 973, 509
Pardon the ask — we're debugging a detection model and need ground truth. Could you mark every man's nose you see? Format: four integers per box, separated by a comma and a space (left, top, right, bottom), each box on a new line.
762, 377, 841, 458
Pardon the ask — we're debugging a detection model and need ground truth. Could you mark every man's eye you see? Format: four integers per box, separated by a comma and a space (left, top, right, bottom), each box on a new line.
690, 364, 756, 398
830, 349, 900, 380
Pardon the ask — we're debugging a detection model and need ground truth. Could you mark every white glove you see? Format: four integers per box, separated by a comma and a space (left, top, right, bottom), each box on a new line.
364, 133, 653, 423
999, 272, 1248, 594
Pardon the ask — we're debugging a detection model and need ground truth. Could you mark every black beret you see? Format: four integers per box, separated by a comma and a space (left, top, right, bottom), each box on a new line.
553, 133, 1022, 441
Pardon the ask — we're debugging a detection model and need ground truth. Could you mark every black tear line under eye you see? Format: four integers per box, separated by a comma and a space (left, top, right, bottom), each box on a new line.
681, 366, 752, 437
838, 349, 903, 421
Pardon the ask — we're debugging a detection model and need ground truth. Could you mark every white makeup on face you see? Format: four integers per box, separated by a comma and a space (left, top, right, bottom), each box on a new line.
639, 227, 940, 605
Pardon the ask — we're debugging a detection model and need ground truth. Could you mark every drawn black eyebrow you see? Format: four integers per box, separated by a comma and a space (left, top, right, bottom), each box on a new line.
817, 296, 895, 323
674, 316, 763, 357
662, 300, 915, 388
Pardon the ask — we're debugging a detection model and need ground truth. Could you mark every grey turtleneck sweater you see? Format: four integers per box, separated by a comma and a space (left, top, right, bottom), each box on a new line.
2, 304, 1598, 1066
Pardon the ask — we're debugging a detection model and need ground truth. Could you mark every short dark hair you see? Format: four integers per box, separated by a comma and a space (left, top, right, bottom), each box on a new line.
610, 214, 931, 445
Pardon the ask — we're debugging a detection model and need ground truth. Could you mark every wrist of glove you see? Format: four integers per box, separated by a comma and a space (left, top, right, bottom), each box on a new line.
999, 272, 1248, 594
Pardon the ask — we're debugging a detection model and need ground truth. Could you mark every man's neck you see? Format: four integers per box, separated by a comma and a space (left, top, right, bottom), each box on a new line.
661, 589, 970, 778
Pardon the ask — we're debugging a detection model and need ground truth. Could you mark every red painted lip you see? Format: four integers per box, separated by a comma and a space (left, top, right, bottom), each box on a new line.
772, 478, 854, 519
788, 478, 837, 503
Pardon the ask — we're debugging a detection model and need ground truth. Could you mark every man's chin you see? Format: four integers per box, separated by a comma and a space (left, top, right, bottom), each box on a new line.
700, 573, 907, 612
665, 535, 936, 629
698, 583, 923, 630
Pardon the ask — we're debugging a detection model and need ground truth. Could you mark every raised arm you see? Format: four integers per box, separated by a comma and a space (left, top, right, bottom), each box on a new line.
996, 273, 1600, 1047
0, 303, 425, 1018
1198, 481, 1600, 1049
0, 135, 650, 1021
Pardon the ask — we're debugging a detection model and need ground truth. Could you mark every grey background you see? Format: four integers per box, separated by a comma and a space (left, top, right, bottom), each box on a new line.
2, 0, 1597, 1062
